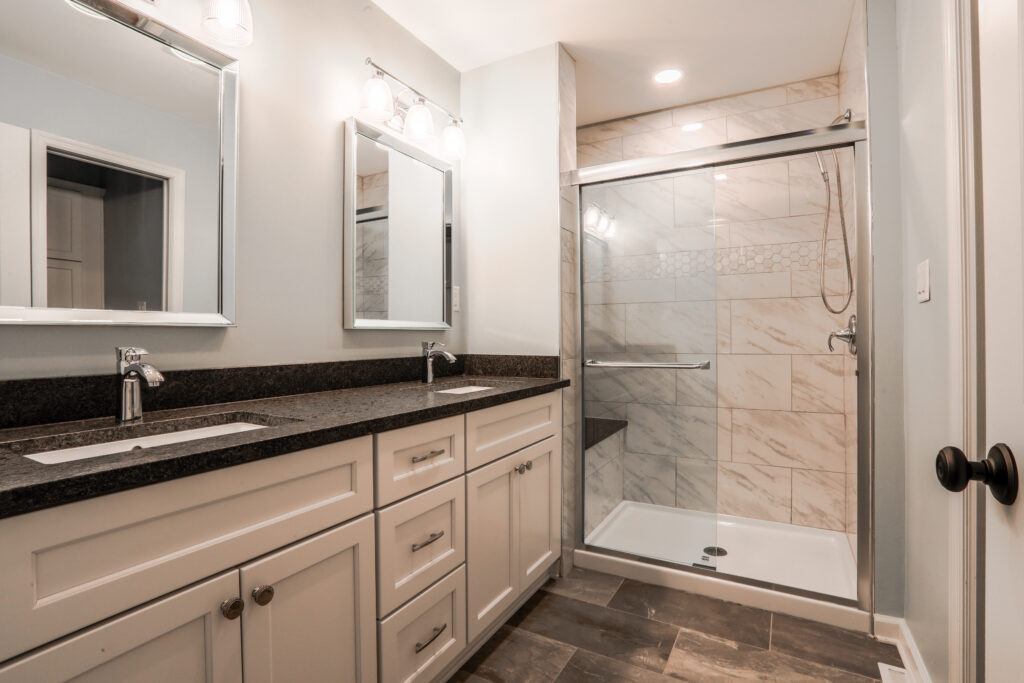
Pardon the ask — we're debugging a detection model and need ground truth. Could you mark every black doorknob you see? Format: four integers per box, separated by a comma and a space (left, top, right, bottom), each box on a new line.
936, 443, 1019, 505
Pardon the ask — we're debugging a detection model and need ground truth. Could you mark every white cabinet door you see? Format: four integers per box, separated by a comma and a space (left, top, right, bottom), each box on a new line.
0, 571, 242, 683
466, 454, 519, 642
239, 515, 377, 683
517, 436, 561, 589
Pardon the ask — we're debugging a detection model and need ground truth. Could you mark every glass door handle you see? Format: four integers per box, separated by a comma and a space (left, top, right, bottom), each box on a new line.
583, 359, 711, 370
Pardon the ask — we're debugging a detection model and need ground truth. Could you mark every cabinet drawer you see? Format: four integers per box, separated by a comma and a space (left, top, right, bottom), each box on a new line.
378, 565, 466, 683
376, 415, 465, 506
376, 478, 465, 616
0, 436, 373, 663
466, 392, 561, 470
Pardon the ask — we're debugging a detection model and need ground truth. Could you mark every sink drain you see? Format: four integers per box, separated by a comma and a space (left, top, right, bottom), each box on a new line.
703, 546, 727, 557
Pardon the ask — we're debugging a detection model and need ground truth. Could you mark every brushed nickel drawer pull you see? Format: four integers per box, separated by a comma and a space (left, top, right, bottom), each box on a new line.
411, 448, 446, 464
411, 530, 445, 552
414, 623, 447, 653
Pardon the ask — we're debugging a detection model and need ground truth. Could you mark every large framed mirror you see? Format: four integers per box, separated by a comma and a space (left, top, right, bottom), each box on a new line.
0, 0, 238, 325
343, 119, 452, 330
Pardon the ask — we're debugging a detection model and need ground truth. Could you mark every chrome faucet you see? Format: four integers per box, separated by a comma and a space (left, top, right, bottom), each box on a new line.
422, 341, 456, 384
117, 347, 164, 422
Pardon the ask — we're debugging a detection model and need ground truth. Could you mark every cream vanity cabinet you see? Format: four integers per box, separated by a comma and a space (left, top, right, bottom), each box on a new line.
0, 390, 562, 683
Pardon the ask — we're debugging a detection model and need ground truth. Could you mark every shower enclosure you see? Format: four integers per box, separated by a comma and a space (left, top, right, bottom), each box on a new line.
575, 123, 869, 606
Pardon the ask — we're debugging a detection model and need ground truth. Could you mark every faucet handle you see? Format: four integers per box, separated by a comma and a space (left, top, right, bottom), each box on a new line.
421, 341, 446, 353
116, 346, 149, 373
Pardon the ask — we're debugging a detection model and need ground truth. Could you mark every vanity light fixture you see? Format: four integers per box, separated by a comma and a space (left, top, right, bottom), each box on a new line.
654, 68, 683, 84
361, 58, 465, 160
201, 0, 255, 47
681, 122, 703, 132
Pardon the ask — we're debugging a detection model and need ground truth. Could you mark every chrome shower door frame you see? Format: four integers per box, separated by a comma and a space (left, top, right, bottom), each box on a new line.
571, 121, 874, 617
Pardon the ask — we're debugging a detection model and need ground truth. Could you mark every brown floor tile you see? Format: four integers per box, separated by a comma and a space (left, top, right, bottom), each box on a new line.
770, 614, 903, 680
555, 649, 677, 682
665, 627, 876, 682
542, 567, 624, 606
457, 625, 575, 683
608, 579, 772, 649
508, 591, 680, 673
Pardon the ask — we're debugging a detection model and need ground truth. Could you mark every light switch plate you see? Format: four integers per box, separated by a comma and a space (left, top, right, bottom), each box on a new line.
452, 285, 461, 313
916, 259, 931, 303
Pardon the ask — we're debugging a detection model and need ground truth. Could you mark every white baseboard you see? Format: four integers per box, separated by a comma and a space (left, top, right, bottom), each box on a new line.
874, 615, 933, 683
574, 548, 871, 632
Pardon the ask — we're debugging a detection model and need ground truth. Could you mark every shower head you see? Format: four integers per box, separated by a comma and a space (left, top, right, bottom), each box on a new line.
815, 151, 828, 180
831, 109, 853, 125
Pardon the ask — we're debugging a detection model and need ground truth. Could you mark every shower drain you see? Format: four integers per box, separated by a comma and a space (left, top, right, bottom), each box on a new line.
702, 546, 728, 557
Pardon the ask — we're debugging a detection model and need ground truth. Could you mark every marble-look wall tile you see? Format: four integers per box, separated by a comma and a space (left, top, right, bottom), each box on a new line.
585, 178, 674, 257
622, 118, 727, 159
561, 426, 577, 567
792, 470, 846, 531
717, 302, 731, 353
731, 297, 845, 354
670, 87, 788, 125
584, 279, 675, 305
726, 97, 838, 143
623, 452, 676, 506
674, 171, 716, 228
789, 153, 843, 217
732, 409, 845, 472
584, 455, 623, 537
729, 214, 824, 247
578, 139, 623, 167
845, 413, 857, 474
584, 400, 628, 420
718, 408, 732, 461
675, 354, 718, 408
561, 357, 579, 426
578, 110, 673, 144
673, 274, 716, 302
562, 292, 578, 356
558, 44, 577, 173
846, 473, 858, 533
715, 272, 791, 300
584, 365, 676, 405
791, 268, 852, 297
792, 355, 844, 413
839, 1, 868, 119
583, 304, 626, 353
625, 404, 717, 460
718, 461, 791, 523
718, 355, 792, 410
787, 75, 839, 103
676, 457, 717, 512
663, 224, 717, 252
625, 301, 716, 353
844, 354, 857, 414
585, 430, 622, 475
714, 161, 790, 222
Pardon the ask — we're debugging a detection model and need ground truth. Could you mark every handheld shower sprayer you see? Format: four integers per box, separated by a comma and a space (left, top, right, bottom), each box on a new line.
816, 109, 854, 316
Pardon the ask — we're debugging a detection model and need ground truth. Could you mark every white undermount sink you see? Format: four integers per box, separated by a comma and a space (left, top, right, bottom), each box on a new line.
432, 385, 494, 395
25, 423, 267, 465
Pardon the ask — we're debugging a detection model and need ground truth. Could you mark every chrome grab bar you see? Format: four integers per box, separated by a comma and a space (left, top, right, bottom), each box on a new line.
583, 359, 711, 370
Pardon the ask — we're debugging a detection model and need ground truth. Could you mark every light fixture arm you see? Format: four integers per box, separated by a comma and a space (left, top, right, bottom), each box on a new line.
364, 57, 462, 124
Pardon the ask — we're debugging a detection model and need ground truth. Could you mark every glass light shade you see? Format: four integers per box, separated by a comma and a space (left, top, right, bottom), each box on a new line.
404, 100, 434, 143
359, 75, 394, 123
440, 121, 465, 160
202, 0, 254, 47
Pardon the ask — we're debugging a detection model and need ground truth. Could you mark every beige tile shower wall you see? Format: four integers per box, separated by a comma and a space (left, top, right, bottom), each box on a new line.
577, 75, 840, 168
581, 75, 860, 535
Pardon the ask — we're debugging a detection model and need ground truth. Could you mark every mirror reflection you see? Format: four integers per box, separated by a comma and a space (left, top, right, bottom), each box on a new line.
346, 121, 451, 329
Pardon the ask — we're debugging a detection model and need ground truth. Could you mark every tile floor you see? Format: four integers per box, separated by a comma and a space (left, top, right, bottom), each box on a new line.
452, 568, 902, 682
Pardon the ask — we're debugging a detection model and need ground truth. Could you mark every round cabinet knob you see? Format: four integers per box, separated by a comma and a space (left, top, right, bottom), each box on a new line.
252, 585, 275, 606
220, 597, 245, 620
936, 446, 972, 492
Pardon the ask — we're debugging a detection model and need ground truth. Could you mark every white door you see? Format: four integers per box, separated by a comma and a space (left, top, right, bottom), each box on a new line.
0, 571, 242, 683
977, 0, 1024, 678
466, 453, 519, 642
517, 436, 561, 588
239, 515, 377, 683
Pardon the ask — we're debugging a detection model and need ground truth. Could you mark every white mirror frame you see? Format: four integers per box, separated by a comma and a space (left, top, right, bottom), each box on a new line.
343, 118, 453, 331
0, 0, 239, 326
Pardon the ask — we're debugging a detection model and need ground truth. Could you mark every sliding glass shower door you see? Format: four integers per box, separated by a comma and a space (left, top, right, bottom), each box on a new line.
580, 167, 721, 571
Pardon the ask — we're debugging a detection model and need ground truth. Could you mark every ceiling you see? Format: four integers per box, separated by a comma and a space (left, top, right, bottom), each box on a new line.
371, 0, 858, 125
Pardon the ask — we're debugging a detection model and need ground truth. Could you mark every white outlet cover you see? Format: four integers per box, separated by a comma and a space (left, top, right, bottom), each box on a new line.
916, 259, 931, 303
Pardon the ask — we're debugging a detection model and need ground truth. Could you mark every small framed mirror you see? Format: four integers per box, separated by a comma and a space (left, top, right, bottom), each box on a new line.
0, 0, 238, 325
343, 119, 452, 330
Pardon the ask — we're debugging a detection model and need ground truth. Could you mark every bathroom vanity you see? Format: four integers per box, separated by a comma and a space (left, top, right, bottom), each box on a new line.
0, 377, 565, 682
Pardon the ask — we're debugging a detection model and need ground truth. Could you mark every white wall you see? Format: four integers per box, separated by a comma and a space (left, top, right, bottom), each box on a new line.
0, 0, 462, 379
895, 0, 961, 679
460, 45, 561, 356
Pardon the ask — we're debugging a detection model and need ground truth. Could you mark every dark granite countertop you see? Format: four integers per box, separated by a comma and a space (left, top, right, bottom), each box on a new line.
0, 375, 568, 520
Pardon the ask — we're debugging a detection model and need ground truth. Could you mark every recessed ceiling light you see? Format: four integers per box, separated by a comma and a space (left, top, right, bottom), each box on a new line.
681, 122, 703, 132
714, 173, 728, 181
654, 68, 683, 84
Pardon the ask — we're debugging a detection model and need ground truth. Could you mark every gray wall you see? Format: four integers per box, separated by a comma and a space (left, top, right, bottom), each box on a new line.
0, 0, 462, 379
865, 0, 907, 618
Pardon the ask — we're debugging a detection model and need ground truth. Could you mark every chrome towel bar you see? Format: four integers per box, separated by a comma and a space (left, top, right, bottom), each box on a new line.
583, 359, 711, 370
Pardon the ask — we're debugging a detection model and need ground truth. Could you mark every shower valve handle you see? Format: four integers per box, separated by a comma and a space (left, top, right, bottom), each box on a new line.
827, 315, 857, 355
